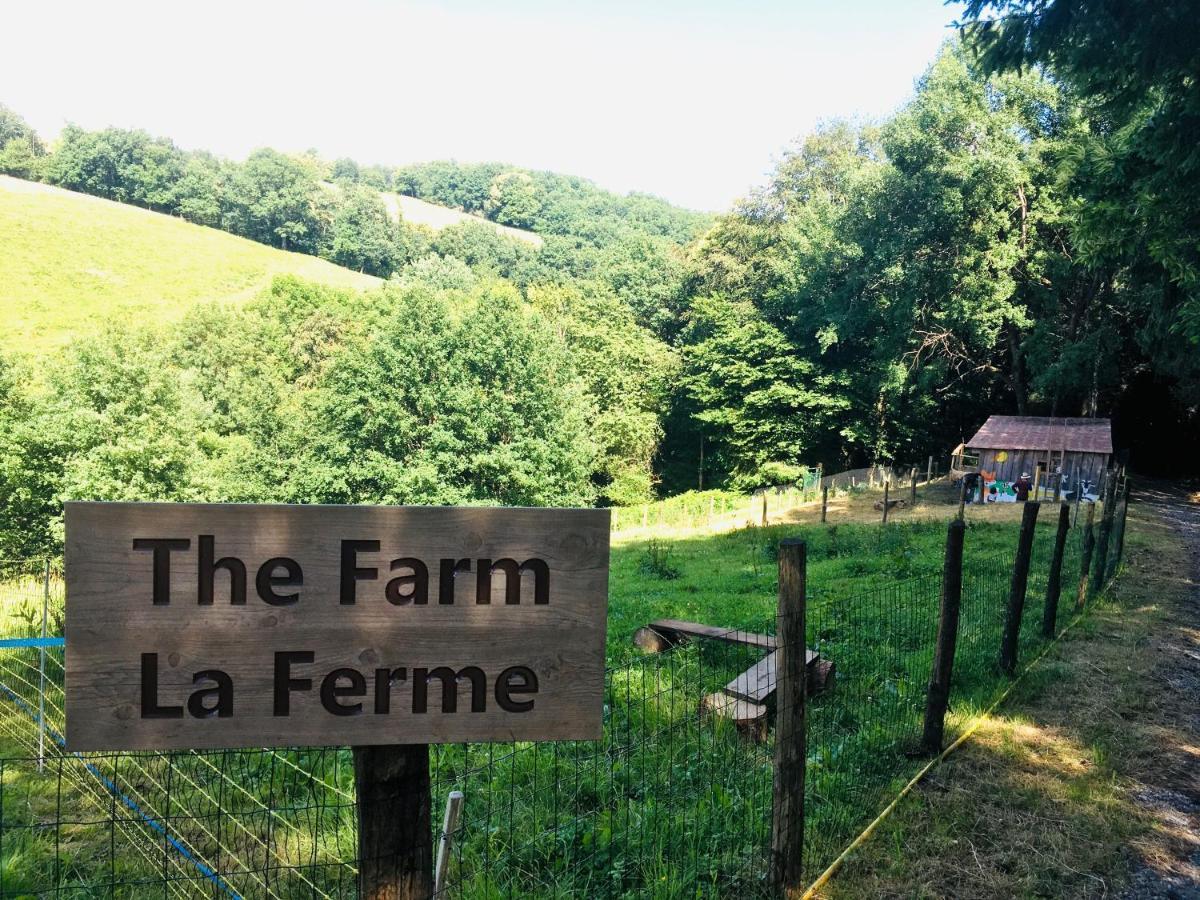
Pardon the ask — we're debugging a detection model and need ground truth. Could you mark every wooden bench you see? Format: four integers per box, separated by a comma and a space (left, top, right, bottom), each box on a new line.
633, 618, 777, 653
633, 618, 834, 741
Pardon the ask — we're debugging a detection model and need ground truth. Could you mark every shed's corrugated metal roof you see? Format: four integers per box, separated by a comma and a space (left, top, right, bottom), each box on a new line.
965, 416, 1112, 453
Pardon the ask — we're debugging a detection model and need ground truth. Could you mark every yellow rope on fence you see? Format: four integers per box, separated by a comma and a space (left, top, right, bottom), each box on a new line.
800, 576, 1118, 900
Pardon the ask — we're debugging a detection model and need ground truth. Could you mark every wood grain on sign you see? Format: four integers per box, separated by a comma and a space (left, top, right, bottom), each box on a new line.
64, 502, 609, 751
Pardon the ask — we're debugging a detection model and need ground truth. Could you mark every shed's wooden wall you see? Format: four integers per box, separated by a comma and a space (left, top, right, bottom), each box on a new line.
974, 448, 1110, 495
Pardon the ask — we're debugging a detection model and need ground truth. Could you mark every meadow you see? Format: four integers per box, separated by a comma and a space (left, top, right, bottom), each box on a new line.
0, 485, 1092, 897
0, 176, 378, 354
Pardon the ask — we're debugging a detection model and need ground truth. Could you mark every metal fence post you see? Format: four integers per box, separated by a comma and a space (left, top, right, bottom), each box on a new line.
1088, 474, 1118, 602
1000, 501, 1040, 675
38, 558, 50, 773
1042, 502, 1071, 638
354, 744, 433, 900
921, 518, 965, 754
1076, 503, 1096, 610
771, 539, 806, 895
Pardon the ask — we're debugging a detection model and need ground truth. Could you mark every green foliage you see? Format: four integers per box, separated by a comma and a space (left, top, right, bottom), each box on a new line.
291, 281, 597, 507
0, 276, 602, 557
529, 283, 677, 505
681, 296, 847, 489
957, 0, 1200, 460
325, 183, 411, 276
674, 34, 1199, 484
220, 148, 327, 252
636, 538, 680, 579
0, 105, 45, 180
485, 171, 541, 228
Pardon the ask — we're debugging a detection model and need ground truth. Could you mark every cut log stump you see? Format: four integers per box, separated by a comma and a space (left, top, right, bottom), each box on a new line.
702, 692, 767, 742
807, 659, 836, 695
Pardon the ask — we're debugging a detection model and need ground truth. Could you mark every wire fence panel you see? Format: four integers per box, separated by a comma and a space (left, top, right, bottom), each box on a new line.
0, 491, 1127, 898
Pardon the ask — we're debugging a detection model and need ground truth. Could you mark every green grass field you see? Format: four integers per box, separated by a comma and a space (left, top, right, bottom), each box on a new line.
0, 489, 1101, 897
0, 175, 379, 355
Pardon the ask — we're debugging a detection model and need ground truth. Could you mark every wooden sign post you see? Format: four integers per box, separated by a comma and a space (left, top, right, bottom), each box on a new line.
64, 502, 610, 897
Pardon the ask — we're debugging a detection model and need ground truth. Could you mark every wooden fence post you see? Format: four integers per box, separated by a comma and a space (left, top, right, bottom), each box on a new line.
1041, 502, 1071, 638
354, 744, 433, 900
762, 492, 769, 527
1032, 467, 1041, 500
881, 479, 890, 524
1075, 503, 1096, 610
1088, 474, 1118, 602
921, 518, 965, 754
433, 790, 464, 896
1107, 480, 1131, 582
910, 469, 918, 506
771, 539, 807, 895
820, 485, 829, 524
999, 501, 1040, 675
926, 455, 934, 484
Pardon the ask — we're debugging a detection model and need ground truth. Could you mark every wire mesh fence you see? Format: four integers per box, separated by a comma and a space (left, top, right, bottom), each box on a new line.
0, 488, 1128, 898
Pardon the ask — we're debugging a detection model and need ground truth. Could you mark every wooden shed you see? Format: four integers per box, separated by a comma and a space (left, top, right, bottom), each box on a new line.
964, 416, 1113, 496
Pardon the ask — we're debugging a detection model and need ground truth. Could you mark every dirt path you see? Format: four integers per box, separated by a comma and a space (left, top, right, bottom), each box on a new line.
826, 483, 1200, 898
1120, 485, 1200, 898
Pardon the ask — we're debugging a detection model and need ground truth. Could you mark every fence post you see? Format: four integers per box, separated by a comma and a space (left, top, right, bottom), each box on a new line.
881, 479, 890, 524
354, 744, 433, 900
820, 485, 828, 524
434, 790, 464, 896
957, 477, 967, 520
999, 501, 1040, 675
921, 518, 965, 754
762, 492, 769, 527
910, 469, 918, 506
1106, 479, 1130, 582
1041, 502, 1071, 638
1075, 503, 1096, 611
926, 455, 933, 484
1088, 474, 1118, 602
38, 559, 50, 773
771, 539, 807, 896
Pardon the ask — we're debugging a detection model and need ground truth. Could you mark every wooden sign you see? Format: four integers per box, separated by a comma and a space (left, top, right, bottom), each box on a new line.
64, 502, 609, 751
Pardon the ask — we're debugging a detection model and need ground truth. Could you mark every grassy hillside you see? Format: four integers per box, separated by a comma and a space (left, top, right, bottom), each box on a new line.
383, 192, 544, 247
0, 175, 379, 353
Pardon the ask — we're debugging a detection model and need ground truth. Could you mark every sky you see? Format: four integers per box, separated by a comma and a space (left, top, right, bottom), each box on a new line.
1, 0, 961, 212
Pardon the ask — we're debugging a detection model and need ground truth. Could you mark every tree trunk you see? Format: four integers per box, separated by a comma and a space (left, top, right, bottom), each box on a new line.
1004, 320, 1027, 415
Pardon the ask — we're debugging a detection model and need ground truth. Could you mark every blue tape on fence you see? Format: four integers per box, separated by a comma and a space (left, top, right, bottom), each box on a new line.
0, 681, 241, 899
0, 637, 65, 649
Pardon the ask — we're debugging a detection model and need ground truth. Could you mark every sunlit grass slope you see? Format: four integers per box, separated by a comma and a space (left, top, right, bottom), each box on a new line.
0, 175, 379, 353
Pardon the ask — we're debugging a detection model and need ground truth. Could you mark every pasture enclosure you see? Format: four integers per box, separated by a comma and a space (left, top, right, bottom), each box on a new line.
0, 480, 1130, 897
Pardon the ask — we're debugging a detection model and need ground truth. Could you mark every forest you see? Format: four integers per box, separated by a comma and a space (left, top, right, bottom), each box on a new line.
1, 0, 1198, 562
